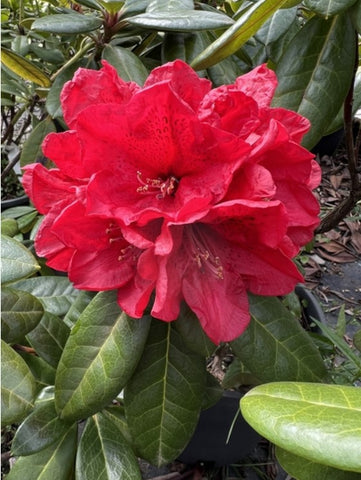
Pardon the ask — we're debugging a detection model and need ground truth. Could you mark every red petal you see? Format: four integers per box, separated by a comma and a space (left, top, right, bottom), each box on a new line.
235, 64, 277, 107
42, 131, 86, 178
61, 61, 139, 129
144, 59, 211, 111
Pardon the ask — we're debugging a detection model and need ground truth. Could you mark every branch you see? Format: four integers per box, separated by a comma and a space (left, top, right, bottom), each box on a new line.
316, 33, 360, 235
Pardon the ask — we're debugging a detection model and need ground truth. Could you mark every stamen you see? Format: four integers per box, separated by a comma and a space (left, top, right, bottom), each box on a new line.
136, 171, 178, 199
187, 227, 224, 280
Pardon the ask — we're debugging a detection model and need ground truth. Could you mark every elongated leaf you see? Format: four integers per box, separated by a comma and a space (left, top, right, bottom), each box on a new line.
31, 13, 102, 34
6, 424, 77, 480
255, 6, 297, 46
1, 287, 44, 343
303, 0, 357, 17
12, 400, 73, 456
55, 291, 151, 422
63, 290, 95, 328
276, 446, 361, 480
102, 45, 148, 85
1, 340, 36, 427
76, 413, 141, 480
272, 14, 356, 149
148, 0, 193, 11
1, 235, 40, 285
20, 117, 56, 167
190, 0, 289, 70
124, 320, 206, 466
127, 10, 234, 32
12, 276, 78, 316
240, 382, 361, 473
174, 304, 216, 358
231, 295, 327, 383
26, 312, 70, 368
1, 48, 51, 87
19, 352, 56, 387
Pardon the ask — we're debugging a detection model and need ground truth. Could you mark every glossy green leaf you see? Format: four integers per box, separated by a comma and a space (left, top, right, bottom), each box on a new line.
276, 446, 361, 480
124, 320, 206, 466
63, 290, 95, 328
354, 329, 361, 353
1, 206, 35, 220
19, 352, 56, 387
231, 295, 327, 383
1, 287, 44, 343
20, 117, 56, 167
6, 424, 77, 480
55, 291, 151, 422
76, 413, 141, 480
102, 45, 148, 85
303, 0, 357, 17
1, 235, 40, 285
27, 312, 70, 368
1, 340, 36, 427
272, 14, 356, 149
190, 0, 289, 70
102, 404, 132, 444
11, 276, 78, 316
46, 60, 87, 118
174, 304, 216, 358
127, 10, 233, 32
1, 48, 51, 87
351, 0, 361, 32
31, 13, 102, 34
147, 0, 193, 11
30, 44, 65, 65
12, 400, 73, 456
326, 67, 361, 134
255, 6, 297, 46
240, 382, 361, 473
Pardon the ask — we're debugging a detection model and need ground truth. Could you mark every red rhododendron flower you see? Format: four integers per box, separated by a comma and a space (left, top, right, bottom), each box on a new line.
22, 60, 320, 344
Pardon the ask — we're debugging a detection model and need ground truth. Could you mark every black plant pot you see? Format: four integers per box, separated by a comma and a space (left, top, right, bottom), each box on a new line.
178, 390, 260, 466
311, 128, 344, 157
295, 284, 327, 333
1, 194, 29, 211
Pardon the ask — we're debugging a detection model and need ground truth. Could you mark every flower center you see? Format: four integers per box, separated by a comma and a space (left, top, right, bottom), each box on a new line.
106, 223, 138, 261
136, 171, 178, 199
187, 227, 224, 280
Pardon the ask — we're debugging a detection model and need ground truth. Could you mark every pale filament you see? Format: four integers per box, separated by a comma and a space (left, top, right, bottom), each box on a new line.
136, 171, 178, 199
188, 227, 224, 280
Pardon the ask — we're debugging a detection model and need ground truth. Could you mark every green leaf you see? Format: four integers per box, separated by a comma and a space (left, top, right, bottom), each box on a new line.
174, 304, 216, 358
31, 13, 103, 34
19, 352, 56, 387
127, 10, 234, 32
1, 48, 51, 87
272, 14, 356, 149
240, 382, 361, 473
12, 399, 73, 456
351, 0, 361, 32
231, 295, 327, 383
11, 276, 79, 316
76, 413, 141, 480
20, 117, 56, 167
147, 0, 193, 11
255, 6, 297, 46
55, 291, 151, 422
30, 44, 65, 65
1, 235, 40, 285
26, 312, 70, 368
102, 404, 132, 444
190, 0, 289, 70
276, 446, 361, 480
1, 340, 36, 427
63, 290, 95, 328
6, 424, 77, 480
303, 0, 357, 18
354, 329, 361, 353
46, 60, 87, 118
1, 287, 44, 343
1, 206, 35, 220
124, 320, 206, 466
102, 45, 148, 85
312, 318, 361, 372
1, 218, 19, 237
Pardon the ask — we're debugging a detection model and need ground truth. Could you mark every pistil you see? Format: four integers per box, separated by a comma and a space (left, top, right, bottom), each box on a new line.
136, 171, 178, 199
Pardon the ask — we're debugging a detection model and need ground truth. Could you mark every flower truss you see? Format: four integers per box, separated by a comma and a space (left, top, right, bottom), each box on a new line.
23, 60, 320, 344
